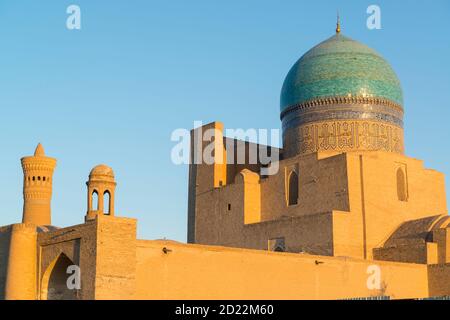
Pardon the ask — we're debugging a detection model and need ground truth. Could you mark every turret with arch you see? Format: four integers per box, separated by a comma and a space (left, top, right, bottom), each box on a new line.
85, 164, 116, 221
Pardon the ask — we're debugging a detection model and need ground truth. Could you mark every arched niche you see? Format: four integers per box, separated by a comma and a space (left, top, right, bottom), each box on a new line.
40, 253, 80, 300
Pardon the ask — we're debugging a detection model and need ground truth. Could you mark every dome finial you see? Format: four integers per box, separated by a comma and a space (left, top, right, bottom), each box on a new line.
336, 11, 341, 34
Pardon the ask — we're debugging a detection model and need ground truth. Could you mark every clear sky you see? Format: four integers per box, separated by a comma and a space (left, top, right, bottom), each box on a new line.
0, 0, 449, 241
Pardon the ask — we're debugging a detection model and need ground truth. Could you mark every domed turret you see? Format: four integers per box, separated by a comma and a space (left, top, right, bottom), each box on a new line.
85, 164, 116, 221
280, 29, 404, 158
89, 164, 115, 181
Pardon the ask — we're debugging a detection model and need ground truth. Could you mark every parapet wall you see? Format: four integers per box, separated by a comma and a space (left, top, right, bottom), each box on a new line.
135, 240, 430, 300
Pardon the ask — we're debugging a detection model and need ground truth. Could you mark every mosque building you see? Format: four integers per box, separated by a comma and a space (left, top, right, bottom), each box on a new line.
1, 23, 449, 300
187, 22, 447, 264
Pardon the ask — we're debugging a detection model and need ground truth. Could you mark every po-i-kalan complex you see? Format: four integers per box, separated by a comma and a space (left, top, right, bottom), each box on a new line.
1, 22, 449, 300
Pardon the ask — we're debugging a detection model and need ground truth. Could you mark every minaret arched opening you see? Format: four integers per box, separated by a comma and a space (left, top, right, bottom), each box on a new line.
91, 190, 99, 211
103, 191, 111, 215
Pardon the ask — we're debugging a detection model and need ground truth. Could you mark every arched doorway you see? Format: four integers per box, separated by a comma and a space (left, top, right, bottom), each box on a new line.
40, 253, 80, 300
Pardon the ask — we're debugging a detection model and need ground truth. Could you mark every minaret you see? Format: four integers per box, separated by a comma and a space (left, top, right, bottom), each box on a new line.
85, 164, 116, 221
21, 143, 57, 226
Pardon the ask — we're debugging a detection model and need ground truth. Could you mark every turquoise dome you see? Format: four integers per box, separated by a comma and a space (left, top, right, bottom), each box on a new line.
280, 33, 403, 113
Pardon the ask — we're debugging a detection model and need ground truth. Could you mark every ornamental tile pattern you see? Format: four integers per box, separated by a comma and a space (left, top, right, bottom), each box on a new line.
283, 120, 404, 158
280, 34, 403, 113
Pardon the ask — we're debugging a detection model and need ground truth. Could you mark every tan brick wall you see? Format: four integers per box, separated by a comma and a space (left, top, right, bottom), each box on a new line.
428, 264, 450, 297
193, 151, 350, 252
345, 151, 447, 260
373, 243, 428, 264
4, 224, 37, 300
0, 226, 11, 300
135, 240, 430, 300
36, 216, 137, 300
260, 152, 350, 221
94, 215, 137, 300
188, 122, 278, 243
433, 228, 450, 264
38, 221, 98, 300
242, 213, 334, 255
192, 146, 448, 262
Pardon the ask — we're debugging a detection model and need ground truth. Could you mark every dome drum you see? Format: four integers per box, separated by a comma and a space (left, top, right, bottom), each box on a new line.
282, 119, 404, 158
281, 98, 404, 133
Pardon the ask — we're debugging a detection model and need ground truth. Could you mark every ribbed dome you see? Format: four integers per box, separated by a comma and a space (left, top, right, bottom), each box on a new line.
280, 33, 403, 113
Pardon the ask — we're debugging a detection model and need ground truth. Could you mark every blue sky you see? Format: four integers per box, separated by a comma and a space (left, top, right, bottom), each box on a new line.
0, 0, 449, 241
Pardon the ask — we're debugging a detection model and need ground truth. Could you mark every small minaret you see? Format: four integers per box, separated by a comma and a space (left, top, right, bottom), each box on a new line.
85, 164, 116, 221
21, 143, 57, 226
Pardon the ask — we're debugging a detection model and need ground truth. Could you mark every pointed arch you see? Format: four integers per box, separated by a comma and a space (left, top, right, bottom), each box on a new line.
40, 253, 79, 300
104, 190, 111, 215
91, 190, 99, 211
396, 168, 407, 201
288, 171, 299, 206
